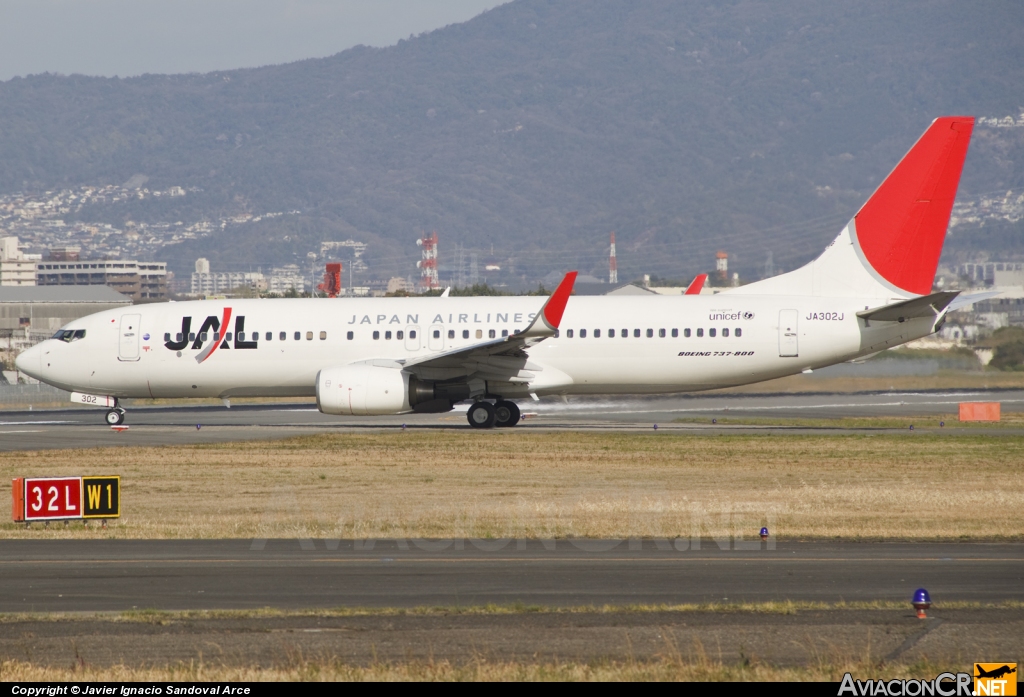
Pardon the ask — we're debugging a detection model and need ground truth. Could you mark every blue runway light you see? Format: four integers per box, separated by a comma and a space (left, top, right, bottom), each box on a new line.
913, 587, 931, 618
760, 527, 769, 541
653, 424, 658, 430
196, 424, 202, 430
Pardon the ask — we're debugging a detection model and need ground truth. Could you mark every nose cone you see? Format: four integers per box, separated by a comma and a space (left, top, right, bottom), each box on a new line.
15, 344, 42, 379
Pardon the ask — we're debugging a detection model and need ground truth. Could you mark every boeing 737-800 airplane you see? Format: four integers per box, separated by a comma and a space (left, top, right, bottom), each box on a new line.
17, 117, 984, 428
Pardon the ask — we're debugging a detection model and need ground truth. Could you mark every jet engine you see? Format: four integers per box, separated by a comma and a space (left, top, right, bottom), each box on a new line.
316, 364, 468, 415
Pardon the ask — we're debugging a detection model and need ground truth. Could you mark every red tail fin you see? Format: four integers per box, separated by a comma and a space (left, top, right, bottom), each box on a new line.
684, 274, 707, 295
853, 116, 974, 295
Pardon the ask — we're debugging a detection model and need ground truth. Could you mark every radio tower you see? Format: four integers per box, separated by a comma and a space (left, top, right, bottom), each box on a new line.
416, 231, 440, 290
609, 232, 618, 284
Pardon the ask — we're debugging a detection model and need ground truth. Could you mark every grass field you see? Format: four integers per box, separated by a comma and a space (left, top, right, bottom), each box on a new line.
2, 430, 1021, 540
0, 658, 970, 682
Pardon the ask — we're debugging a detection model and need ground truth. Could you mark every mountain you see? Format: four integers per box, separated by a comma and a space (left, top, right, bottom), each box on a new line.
1, 0, 1022, 284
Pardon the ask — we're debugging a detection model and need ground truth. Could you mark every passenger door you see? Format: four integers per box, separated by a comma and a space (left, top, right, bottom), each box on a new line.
405, 325, 421, 352
778, 309, 799, 357
118, 314, 142, 362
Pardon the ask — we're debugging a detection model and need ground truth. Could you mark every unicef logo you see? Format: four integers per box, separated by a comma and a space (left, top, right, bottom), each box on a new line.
742, 312, 755, 320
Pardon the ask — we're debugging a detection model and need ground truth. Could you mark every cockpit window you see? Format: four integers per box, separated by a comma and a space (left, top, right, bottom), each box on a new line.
52, 329, 86, 343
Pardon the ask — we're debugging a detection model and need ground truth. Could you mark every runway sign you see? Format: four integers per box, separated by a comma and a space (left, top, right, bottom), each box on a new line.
83, 476, 120, 518
959, 402, 1001, 422
11, 476, 121, 522
23, 477, 82, 521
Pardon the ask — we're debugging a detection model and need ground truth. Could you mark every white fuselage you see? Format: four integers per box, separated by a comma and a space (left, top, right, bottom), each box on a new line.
18, 293, 934, 402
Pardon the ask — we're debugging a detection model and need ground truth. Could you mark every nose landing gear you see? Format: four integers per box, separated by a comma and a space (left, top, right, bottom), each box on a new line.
467, 400, 521, 429
105, 406, 126, 426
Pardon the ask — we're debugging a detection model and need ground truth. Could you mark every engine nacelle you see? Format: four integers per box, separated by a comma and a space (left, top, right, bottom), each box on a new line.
316, 364, 411, 415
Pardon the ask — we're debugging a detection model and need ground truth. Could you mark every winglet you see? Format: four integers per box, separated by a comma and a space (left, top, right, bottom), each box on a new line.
684, 273, 707, 295
518, 271, 577, 337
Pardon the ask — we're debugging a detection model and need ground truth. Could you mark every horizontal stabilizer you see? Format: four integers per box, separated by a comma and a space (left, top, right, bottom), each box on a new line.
946, 290, 1001, 312
856, 291, 959, 322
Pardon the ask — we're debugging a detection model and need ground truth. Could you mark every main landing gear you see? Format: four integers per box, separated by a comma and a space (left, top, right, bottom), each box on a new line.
467, 400, 521, 429
104, 404, 126, 426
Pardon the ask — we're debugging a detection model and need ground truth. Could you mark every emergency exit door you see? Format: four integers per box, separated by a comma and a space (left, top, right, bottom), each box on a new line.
778, 309, 799, 357
118, 314, 141, 361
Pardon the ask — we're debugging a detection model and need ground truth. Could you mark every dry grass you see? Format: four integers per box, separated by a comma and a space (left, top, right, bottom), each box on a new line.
675, 412, 1024, 429
3, 600, 1022, 625
0, 656, 969, 682
1, 431, 1022, 540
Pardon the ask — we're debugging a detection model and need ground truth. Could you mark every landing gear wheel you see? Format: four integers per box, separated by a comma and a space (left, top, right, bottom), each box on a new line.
105, 409, 125, 426
467, 401, 496, 429
494, 400, 521, 427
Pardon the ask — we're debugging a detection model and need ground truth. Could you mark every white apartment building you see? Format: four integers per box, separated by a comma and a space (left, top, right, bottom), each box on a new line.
0, 237, 40, 286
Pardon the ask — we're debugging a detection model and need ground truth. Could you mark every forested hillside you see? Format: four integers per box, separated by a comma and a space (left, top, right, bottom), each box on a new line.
1, 0, 1022, 282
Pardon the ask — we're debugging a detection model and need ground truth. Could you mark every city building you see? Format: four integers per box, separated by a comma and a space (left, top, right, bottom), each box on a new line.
36, 257, 168, 301
267, 265, 307, 295
1, 285, 132, 360
190, 257, 266, 296
0, 237, 41, 286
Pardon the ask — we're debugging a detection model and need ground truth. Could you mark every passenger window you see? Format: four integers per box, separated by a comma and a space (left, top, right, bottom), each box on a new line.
189, 333, 196, 341
646, 329, 653, 338
684, 328, 691, 338
225, 333, 232, 341
294, 332, 300, 340
347, 331, 354, 340
385, 331, 392, 340
659, 329, 666, 338
164, 333, 171, 342
488, 329, 496, 339
723, 328, 729, 337
410, 330, 416, 339
709, 328, 717, 337
213, 332, 220, 341
634, 329, 640, 337
671, 328, 678, 338
433, 330, 440, 339
200, 333, 208, 342
476, 329, 482, 339
580, 329, 587, 338
594, 329, 601, 338
306, 331, 313, 341
373, 331, 380, 340
176, 333, 183, 342
266, 332, 272, 341
501, 329, 509, 337
567, 329, 574, 338
608, 329, 615, 338
320, 331, 327, 340
696, 328, 704, 337
554, 329, 560, 338
397, 331, 404, 340
448, 330, 455, 339
462, 330, 469, 339
279, 332, 286, 341
736, 328, 742, 337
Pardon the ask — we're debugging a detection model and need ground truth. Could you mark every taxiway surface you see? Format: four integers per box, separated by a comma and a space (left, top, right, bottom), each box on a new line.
1, 388, 1022, 450
1, 539, 1021, 613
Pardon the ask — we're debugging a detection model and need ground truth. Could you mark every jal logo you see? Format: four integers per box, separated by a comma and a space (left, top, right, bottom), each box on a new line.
164, 308, 258, 363
974, 664, 1017, 696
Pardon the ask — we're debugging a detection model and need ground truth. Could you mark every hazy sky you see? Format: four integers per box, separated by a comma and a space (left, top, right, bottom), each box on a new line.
0, 0, 507, 81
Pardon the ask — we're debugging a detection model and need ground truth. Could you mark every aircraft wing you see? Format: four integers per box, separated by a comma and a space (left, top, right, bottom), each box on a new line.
399, 272, 577, 383
946, 290, 1001, 312
856, 291, 960, 323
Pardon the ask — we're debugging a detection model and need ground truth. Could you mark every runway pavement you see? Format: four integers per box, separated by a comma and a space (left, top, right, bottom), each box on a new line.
1, 388, 1022, 450
1, 539, 1021, 613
